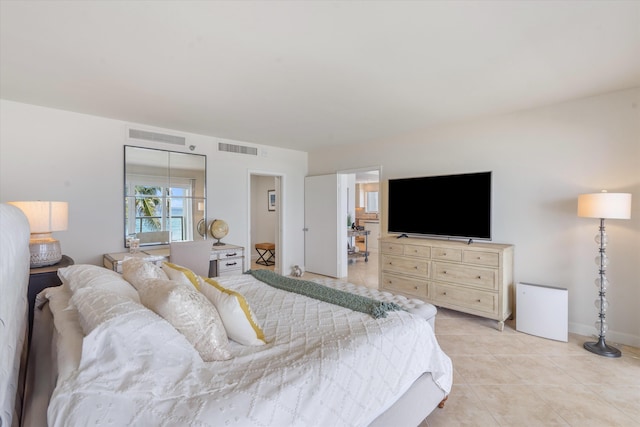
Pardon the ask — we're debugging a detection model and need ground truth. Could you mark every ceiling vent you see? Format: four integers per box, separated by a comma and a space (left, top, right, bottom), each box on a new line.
218, 142, 258, 156
128, 127, 186, 146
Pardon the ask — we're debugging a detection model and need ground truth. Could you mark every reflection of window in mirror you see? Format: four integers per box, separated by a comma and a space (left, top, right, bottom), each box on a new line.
365, 191, 379, 213
124, 146, 206, 247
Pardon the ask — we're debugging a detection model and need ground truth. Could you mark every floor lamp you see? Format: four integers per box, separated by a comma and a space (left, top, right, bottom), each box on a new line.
577, 191, 632, 357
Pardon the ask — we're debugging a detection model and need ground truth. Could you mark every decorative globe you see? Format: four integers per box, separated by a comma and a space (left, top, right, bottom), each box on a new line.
209, 219, 229, 245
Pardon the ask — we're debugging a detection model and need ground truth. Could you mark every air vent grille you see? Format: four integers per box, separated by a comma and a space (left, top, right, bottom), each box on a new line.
128, 128, 186, 146
218, 142, 258, 156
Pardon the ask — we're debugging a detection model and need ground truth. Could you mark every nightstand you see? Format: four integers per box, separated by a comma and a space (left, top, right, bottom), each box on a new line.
28, 254, 74, 339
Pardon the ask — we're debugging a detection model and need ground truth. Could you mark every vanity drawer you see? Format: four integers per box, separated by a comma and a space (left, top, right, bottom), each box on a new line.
382, 254, 429, 278
217, 258, 242, 275
215, 248, 244, 260
432, 262, 497, 290
381, 273, 428, 299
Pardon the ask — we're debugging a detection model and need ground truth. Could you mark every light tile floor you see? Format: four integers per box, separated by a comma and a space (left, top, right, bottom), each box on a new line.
251, 254, 640, 426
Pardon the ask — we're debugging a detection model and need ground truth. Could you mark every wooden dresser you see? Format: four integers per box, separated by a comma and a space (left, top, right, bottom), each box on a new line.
379, 236, 514, 330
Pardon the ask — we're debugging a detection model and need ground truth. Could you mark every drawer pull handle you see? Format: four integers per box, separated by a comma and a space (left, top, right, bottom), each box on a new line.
226, 252, 237, 257
477, 299, 481, 302
226, 262, 237, 266
443, 292, 447, 295
477, 275, 482, 279
443, 271, 447, 274
414, 286, 418, 290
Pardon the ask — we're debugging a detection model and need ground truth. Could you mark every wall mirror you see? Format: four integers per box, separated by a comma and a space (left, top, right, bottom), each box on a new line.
124, 145, 206, 247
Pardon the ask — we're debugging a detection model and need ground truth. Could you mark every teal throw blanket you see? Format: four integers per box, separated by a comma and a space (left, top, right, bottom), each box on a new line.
246, 269, 402, 319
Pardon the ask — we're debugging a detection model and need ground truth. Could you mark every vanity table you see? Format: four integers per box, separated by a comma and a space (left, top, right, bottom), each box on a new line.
103, 243, 245, 277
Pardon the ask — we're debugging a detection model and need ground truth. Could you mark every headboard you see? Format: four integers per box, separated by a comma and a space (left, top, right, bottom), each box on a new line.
0, 203, 31, 427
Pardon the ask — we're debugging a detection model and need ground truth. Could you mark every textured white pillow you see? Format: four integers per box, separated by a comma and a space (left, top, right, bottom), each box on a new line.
71, 287, 148, 335
139, 278, 231, 361
161, 262, 200, 289
199, 277, 266, 346
44, 284, 84, 380
122, 257, 168, 291
58, 264, 141, 303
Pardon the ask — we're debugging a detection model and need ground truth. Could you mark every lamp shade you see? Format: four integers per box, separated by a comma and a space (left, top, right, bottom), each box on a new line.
577, 192, 632, 219
8, 201, 68, 233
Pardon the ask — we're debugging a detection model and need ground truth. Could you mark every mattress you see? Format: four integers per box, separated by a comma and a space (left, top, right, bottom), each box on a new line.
45, 273, 452, 427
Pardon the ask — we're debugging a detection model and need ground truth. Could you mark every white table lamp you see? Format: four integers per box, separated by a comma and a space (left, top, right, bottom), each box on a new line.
9, 201, 69, 268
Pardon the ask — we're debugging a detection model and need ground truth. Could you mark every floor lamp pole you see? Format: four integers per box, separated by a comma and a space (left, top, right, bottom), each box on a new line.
583, 218, 621, 358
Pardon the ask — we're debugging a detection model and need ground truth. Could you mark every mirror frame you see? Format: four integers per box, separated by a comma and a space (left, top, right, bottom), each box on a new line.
124, 145, 206, 248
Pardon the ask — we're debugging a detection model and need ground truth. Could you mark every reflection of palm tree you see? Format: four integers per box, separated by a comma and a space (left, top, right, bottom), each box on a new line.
135, 186, 162, 230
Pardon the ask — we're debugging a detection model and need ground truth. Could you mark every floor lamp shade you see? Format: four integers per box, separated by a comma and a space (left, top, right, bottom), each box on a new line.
577, 191, 632, 357
577, 192, 632, 219
8, 201, 68, 267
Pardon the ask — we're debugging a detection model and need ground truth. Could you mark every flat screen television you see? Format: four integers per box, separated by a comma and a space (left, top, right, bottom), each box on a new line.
388, 171, 492, 241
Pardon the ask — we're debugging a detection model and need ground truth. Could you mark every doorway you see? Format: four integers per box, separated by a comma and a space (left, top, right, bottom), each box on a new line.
342, 167, 380, 288
249, 172, 282, 274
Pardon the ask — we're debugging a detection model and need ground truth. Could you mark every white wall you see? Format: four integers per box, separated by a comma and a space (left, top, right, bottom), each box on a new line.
308, 88, 640, 347
0, 100, 308, 274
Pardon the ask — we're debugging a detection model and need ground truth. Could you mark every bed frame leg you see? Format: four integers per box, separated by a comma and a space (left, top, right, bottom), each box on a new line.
438, 396, 448, 408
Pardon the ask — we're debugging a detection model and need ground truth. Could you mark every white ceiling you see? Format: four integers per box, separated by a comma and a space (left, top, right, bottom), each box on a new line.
1, 1, 639, 152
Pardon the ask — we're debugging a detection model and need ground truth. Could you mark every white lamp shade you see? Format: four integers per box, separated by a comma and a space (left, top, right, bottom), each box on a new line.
8, 201, 68, 233
577, 192, 632, 219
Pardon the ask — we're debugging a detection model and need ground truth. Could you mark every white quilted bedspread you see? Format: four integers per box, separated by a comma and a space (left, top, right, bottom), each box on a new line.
48, 275, 452, 427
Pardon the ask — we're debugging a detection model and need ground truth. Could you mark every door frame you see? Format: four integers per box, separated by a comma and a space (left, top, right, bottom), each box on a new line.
247, 170, 284, 275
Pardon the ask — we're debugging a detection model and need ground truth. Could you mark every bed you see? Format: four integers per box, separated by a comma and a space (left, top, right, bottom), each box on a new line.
0, 203, 452, 427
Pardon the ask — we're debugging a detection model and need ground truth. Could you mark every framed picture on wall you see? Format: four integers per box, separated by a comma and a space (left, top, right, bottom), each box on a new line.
268, 189, 276, 211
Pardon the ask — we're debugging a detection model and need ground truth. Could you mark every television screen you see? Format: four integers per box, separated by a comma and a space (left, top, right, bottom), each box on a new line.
388, 171, 492, 240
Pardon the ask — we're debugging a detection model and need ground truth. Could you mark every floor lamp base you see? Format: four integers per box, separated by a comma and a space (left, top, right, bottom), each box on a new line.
584, 337, 621, 358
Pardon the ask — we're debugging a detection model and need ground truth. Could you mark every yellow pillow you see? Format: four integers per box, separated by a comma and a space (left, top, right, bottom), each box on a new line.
199, 277, 266, 346
162, 262, 200, 290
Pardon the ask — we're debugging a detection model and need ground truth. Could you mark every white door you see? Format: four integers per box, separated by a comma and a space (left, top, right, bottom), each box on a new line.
304, 174, 347, 278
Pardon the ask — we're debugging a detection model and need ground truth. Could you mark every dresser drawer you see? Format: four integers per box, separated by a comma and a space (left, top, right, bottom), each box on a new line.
381, 273, 428, 299
382, 254, 429, 277
380, 241, 404, 255
463, 250, 499, 267
403, 244, 431, 258
432, 262, 497, 290
432, 282, 497, 314
431, 247, 462, 262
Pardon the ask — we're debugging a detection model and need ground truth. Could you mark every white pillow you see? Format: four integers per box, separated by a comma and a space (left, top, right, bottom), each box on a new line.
161, 262, 200, 289
122, 257, 168, 291
58, 264, 140, 303
71, 287, 148, 335
138, 278, 231, 361
199, 277, 266, 346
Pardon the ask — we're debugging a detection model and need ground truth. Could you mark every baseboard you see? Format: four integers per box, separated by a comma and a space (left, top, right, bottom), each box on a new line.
569, 322, 640, 348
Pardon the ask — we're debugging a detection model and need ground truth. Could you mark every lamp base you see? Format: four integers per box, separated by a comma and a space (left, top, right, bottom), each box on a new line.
29, 236, 62, 268
584, 337, 621, 358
